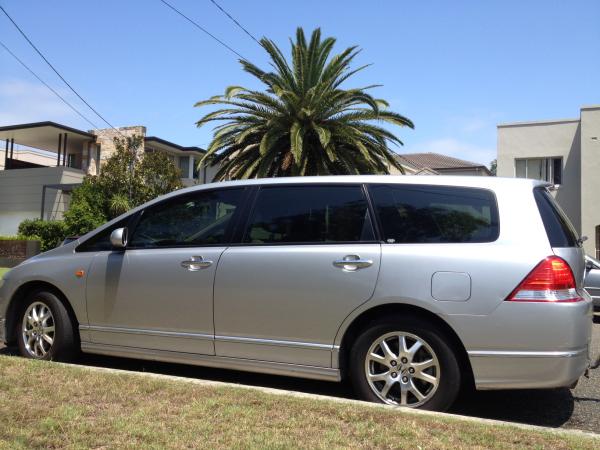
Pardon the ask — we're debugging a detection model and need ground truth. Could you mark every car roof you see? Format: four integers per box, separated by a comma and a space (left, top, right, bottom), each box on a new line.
180, 174, 548, 193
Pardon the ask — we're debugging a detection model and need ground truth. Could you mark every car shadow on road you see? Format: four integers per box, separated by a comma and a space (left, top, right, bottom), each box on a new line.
0, 345, 576, 428
450, 388, 574, 428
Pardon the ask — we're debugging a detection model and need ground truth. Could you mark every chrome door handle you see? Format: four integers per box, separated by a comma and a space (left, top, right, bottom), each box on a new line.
333, 255, 373, 271
181, 256, 213, 271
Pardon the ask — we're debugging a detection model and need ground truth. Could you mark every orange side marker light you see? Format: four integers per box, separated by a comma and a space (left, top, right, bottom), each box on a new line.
75, 270, 85, 278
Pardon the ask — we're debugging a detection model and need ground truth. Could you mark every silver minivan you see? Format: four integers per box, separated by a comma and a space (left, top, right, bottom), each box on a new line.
0, 176, 594, 411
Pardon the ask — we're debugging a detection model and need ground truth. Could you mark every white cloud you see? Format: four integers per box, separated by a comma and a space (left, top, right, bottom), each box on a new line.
406, 138, 496, 166
0, 79, 87, 127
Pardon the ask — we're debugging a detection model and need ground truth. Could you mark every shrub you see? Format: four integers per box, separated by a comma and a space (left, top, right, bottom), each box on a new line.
63, 177, 108, 236
17, 219, 68, 252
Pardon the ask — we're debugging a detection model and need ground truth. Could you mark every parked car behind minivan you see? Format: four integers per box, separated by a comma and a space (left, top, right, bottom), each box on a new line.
584, 255, 600, 311
0, 176, 594, 411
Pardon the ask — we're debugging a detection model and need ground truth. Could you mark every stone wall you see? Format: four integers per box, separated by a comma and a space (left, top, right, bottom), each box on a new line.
91, 126, 147, 170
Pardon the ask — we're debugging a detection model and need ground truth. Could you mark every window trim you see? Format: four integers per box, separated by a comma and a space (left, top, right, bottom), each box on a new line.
366, 183, 501, 245
231, 183, 380, 247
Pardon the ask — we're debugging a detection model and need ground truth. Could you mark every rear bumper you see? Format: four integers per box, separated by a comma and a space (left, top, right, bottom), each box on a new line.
446, 292, 593, 390
468, 348, 590, 390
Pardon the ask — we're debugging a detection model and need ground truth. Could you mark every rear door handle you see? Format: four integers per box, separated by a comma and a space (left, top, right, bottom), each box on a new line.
333, 255, 373, 271
181, 256, 213, 271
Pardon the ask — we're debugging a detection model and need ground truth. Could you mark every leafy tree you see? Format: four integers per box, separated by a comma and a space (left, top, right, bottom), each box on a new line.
63, 177, 109, 236
490, 159, 497, 176
196, 28, 414, 180
63, 136, 183, 236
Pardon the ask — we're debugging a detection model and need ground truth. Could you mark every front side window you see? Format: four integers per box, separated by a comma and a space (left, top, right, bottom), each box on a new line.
243, 185, 375, 244
370, 184, 499, 244
129, 188, 243, 248
515, 157, 562, 185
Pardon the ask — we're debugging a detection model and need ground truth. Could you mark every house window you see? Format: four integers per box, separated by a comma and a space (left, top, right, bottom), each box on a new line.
515, 157, 562, 185
179, 156, 190, 178
67, 153, 76, 168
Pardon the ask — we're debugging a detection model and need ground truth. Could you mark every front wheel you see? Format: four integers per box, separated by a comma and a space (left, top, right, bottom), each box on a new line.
17, 290, 78, 361
349, 315, 461, 411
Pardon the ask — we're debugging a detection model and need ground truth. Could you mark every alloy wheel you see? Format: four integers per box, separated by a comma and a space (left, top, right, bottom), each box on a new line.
364, 331, 440, 407
22, 301, 55, 358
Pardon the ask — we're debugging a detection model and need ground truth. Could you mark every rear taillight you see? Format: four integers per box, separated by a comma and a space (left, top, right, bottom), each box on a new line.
506, 256, 583, 302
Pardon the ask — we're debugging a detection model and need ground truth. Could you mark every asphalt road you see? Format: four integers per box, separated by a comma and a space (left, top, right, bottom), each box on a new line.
2, 313, 599, 433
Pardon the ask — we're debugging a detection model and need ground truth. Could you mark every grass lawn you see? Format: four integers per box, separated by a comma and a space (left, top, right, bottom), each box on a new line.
0, 357, 597, 449
0, 267, 10, 278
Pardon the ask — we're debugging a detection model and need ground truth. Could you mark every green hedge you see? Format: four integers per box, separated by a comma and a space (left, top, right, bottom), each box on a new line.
0, 235, 38, 241
17, 219, 68, 252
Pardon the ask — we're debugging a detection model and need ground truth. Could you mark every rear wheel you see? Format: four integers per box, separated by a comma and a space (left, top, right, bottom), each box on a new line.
16, 290, 78, 361
349, 315, 461, 411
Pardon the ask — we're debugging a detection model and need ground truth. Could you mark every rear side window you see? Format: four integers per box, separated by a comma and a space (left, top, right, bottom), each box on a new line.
533, 188, 578, 247
243, 185, 375, 244
369, 184, 499, 244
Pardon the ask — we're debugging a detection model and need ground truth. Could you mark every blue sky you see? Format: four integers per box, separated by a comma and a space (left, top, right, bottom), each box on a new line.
0, 0, 598, 166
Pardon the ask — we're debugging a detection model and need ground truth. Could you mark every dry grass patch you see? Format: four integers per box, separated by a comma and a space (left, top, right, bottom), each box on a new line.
0, 355, 597, 449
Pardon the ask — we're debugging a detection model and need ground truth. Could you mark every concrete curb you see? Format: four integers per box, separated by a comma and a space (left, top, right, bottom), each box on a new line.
57, 361, 599, 441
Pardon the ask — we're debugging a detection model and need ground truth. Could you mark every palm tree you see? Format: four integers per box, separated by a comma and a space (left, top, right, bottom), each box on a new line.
196, 28, 414, 180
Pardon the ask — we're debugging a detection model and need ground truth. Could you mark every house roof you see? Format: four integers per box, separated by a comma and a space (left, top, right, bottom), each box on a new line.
0, 121, 96, 155
396, 152, 491, 175
144, 136, 206, 155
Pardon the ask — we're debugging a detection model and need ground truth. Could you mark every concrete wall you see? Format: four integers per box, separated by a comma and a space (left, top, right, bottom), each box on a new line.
497, 119, 582, 234
580, 107, 600, 256
0, 167, 85, 235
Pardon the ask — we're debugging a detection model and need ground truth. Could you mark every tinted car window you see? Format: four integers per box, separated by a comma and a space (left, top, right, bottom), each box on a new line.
244, 185, 374, 244
76, 216, 132, 252
533, 187, 578, 247
370, 184, 499, 244
129, 188, 243, 248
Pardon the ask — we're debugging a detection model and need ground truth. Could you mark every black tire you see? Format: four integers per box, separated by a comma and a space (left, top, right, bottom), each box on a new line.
16, 290, 78, 362
349, 314, 461, 412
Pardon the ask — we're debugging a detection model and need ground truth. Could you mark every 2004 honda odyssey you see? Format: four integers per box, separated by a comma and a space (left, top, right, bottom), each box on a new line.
0, 176, 595, 411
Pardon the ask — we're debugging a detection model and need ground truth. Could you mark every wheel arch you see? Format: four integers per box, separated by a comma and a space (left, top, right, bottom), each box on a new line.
5, 280, 80, 346
337, 303, 474, 388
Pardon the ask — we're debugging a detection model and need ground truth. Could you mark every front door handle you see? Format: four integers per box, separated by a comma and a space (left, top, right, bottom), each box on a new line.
181, 256, 213, 271
333, 255, 373, 271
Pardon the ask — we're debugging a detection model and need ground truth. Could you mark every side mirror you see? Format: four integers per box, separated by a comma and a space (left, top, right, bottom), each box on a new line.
110, 227, 128, 249
586, 259, 594, 271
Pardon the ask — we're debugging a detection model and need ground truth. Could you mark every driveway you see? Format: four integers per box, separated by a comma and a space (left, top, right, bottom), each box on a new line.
1, 314, 599, 433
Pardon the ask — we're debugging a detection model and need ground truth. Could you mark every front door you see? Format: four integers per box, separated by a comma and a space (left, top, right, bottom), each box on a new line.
85, 187, 245, 354
214, 184, 381, 367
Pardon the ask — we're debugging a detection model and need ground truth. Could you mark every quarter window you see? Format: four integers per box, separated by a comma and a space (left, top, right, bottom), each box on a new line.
515, 157, 562, 185
129, 188, 243, 248
243, 185, 375, 244
370, 184, 499, 244
76, 216, 132, 252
